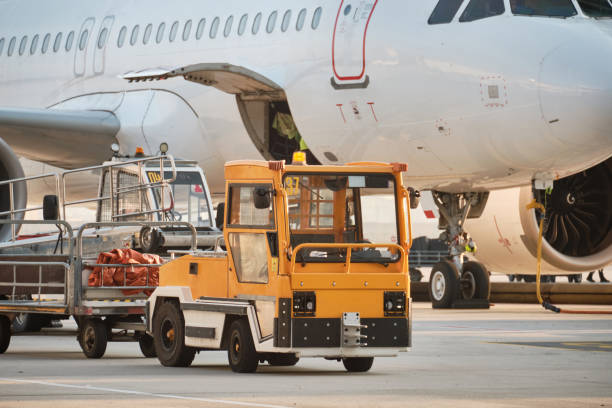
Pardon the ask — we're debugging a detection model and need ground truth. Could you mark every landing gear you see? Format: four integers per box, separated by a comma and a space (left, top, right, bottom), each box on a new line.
430, 191, 491, 309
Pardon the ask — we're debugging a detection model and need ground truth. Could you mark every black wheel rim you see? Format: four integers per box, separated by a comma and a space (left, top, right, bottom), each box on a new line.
160, 318, 176, 351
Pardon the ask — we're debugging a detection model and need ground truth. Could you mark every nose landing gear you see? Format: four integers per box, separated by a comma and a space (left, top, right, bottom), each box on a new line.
428, 191, 491, 309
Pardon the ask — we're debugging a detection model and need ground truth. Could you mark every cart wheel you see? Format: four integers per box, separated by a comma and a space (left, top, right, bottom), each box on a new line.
227, 319, 259, 373
78, 319, 108, 359
267, 353, 299, 366
429, 261, 459, 308
342, 357, 374, 372
153, 301, 195, 367
138, 333, 157, 358
12, 313, 44, 333
0, 315, 11, 354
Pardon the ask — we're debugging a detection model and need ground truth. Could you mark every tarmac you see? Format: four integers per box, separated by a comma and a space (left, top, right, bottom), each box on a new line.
0, 302, 611, 408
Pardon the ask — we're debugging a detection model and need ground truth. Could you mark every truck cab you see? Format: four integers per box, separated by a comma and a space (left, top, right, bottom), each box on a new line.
148, 157, 412, 372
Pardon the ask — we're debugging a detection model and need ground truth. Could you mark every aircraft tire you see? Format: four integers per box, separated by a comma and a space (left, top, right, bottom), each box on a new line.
429, 261, 459, 308
461, 261, 490, 301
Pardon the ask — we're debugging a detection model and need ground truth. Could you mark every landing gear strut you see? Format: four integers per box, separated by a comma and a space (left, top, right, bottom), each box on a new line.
429, 191, 490, 309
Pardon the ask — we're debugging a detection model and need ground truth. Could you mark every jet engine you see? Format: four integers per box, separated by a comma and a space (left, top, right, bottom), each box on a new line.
0, 137, 26, 241
465, 158, 612, 274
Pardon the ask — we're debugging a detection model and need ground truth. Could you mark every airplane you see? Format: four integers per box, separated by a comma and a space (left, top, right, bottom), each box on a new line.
0, 0, 610, 308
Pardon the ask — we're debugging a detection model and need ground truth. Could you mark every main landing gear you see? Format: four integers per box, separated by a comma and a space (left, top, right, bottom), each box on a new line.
429, 192, 491, 309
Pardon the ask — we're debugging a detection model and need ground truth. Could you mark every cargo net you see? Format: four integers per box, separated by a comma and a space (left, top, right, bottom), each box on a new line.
86, 248, 162, 296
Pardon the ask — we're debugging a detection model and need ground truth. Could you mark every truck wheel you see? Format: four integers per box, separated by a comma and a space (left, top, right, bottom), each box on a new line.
461, 261, 490, 300
342, 357, 374, 372
78, 319, 108, 359
227, 319, 259, 373
267, 353, 299, 366
429, 261, 459, 308
138, 333, 157, 358
0, 315, 11, 354
154, 302, 195, 367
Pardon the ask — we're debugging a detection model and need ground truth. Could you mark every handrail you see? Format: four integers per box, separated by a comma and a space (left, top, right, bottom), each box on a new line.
0, 219, 74, 256
290, 242, 406, 275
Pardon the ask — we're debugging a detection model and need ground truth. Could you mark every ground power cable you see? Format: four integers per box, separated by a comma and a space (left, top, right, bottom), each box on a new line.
527, 198, 612, 315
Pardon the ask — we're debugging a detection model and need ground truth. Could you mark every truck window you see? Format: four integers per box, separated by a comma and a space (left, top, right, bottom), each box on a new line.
459, 0, 505, 22
284, 173, 400, 263
227, 184, 275, 228
228, 232, 269, 283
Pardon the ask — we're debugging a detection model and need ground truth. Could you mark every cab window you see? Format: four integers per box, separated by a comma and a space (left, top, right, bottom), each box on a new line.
227, 184, 275, 228
510, 0, 577, 17
459, 0, 505, 22
228, 232, 269, 283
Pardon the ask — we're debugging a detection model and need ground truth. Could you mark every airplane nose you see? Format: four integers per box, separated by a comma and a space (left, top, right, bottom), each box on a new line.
538, 36, 612, 150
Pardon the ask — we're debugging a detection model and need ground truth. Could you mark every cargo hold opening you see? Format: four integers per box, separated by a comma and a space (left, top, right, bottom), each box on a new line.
237, 98, 320, 165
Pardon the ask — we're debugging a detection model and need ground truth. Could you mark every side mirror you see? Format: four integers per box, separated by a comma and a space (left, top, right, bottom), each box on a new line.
253, 187, 271, 209
43, 195, 59, 220
215, 202, 225, 230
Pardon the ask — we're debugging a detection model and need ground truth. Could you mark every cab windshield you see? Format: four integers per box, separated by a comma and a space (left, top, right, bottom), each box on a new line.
284, 173, 400, 264
510, 0, 577, 17
148, 171, 212, 228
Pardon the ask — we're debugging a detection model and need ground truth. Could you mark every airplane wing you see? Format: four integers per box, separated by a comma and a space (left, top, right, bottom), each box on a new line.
0, 108, 119, 169
122, 63, 286, 101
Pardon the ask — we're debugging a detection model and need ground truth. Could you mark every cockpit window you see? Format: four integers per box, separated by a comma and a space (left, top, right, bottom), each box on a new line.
459, 0, 505, 22
429, 0, 465, 24
577, 0, 612, 17
510, 0, 577, 18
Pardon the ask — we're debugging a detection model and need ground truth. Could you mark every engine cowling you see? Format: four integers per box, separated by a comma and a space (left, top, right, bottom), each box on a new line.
465, 158, 612, 274
0, 137, 26, 241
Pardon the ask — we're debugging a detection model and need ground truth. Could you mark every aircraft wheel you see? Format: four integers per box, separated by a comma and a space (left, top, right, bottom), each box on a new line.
429, 261, 459, 308
227, 319, 259, 373
138, 333, 157, 358
154, 302, 195, 367
461, 261, 490, 301
267, 353, 299, 366
342, 357, 374, 372
78, 318, 108, 359
0, 315, 11, 354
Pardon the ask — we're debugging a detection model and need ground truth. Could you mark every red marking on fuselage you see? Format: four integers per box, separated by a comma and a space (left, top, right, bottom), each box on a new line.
424, 210, 436, 219
336, 104, 347, 123
367, 102, 378, 122
494, 215, 513, 254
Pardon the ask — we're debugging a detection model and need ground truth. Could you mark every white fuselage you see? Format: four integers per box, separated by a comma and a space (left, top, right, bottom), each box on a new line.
0, 0, 611, 194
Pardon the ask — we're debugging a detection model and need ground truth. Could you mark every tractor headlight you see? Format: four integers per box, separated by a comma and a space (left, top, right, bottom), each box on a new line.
384, 291, 406, 316
293, 291, 316, 317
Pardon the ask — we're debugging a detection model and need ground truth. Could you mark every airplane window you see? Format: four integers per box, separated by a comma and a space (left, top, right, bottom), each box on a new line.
224, 15, 234, 37
429, 0, 465, 24
281, 10, 292, 32
41, 34, 50, 54
19, 36, 28, 56
65, 31, 74, 52
169, 21, 179, 42
296, 8, 307, 30
183, 19, 192, 41
78, 30, 88, 51
196, 18, 206, 39
510, 0, 577, 17
30, 34, 39, 55
0, 38, 4, 56
53, 33, 62, 52
210, 17, 220, 38
98, 28, 108, 49
143, 24, 152, 45
130, 25, 139, 46
312, 7, 323, 29
459, 0, 505, 22
7, 37, 15, 56
252, 12, 262, 34
577, 0, 612, 17
117, 26, 127, 47
267, 11, 278, 33
156, 23, 166, 44
238, 14, 248, 35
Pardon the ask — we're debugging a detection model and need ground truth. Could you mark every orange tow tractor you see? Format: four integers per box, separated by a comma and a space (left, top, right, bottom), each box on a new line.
147, 153, 413, 372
